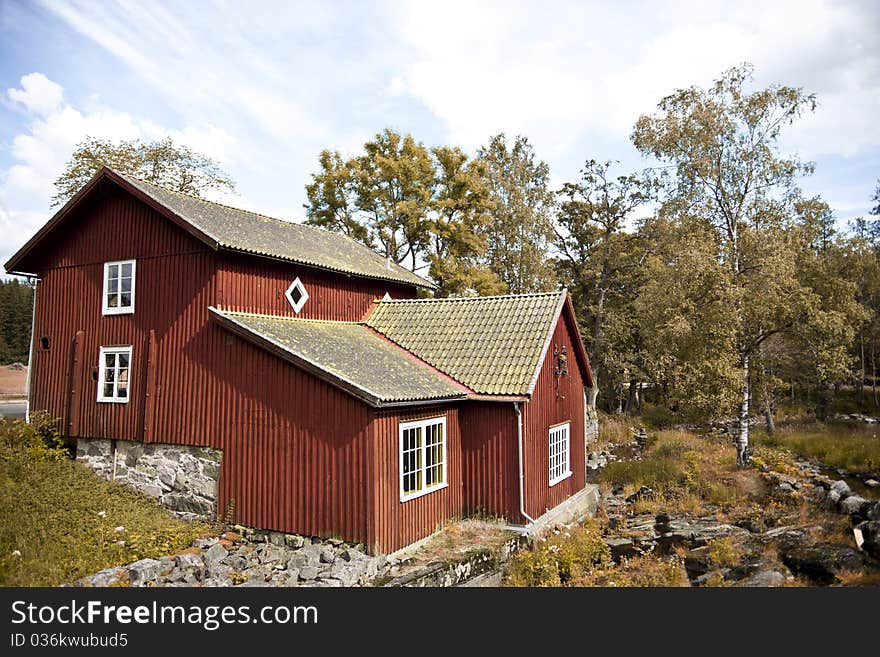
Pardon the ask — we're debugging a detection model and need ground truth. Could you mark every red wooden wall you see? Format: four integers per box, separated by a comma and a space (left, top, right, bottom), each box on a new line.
521, 310, 587, 520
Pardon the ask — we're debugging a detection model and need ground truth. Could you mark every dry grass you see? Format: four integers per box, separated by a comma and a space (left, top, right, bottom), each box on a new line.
0, 366, 27, 395
597, 413, 632, 447
753, 422, 880, 475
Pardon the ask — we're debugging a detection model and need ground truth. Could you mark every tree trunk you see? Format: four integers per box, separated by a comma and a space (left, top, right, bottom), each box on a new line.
858, 332, 866, 407
624, 379, 639, 415
816, 384, 829, 422
763, 398, 775, 434
586, 381, 599, 408
736, 353, 750, 467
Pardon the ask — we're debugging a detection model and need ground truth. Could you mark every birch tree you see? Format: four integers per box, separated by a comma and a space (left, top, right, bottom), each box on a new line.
632, 64, 818, 465
53, 136, 235, 206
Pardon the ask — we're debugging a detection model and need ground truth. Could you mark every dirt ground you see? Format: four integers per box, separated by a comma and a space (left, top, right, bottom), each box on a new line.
0, 365, 27, 395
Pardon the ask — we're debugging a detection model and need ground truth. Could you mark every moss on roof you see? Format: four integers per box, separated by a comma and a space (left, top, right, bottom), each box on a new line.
366, 290, 566, 395
211, 309, 467, 406
118, 172, 433, 289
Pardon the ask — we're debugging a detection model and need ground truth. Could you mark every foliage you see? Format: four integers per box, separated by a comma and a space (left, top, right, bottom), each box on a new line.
505, 521, 611, 586
753, 422, 880, 475
554, 160, 654, 410
631, 63, 861, 463
0, 278, 34, 365
52, 136, 235, 206
304, 129, 504, 295
477, 134, 556, 293
0, 416, 209, 586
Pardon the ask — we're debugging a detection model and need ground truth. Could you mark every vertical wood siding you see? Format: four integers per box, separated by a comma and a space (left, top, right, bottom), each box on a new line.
368, 405, 462, 553
520, 311, 587, 521
26, 186, 397, 549
459, 402, 520, 520
216, 252, 415, 321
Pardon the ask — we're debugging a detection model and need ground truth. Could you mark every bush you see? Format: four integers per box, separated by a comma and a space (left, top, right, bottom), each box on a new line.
0, 417, 211, 586
506, 522, 611, 587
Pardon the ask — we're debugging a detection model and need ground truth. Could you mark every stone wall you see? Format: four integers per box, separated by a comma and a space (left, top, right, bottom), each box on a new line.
76, 438, 222, 520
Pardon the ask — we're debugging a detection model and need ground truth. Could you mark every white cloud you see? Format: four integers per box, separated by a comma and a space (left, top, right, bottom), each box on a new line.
6, 73, 64, 117
1, 73, 240, 273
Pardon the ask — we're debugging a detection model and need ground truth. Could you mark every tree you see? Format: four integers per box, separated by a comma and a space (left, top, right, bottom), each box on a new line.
429, 147, 506, 296
872, 179, 880, 217
53, 136, 235, 206
304, 129, 504, 295
0, 278, 35, 365
632, 63, 819, 466
554, 160, 654, 409
478, 134, 556, 293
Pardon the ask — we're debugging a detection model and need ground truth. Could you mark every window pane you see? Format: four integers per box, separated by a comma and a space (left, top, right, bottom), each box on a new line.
290, 285, 303, 304
121, 262, 132, 277
120, 292, 132, 307
108, 278, 119, 294
108, 264, 119, 279
105, 368, 115, 382
117, 384, 127, 398
105, 353, 115, 368
121, 277, 131, 293
104, 383, 114, 397
119, 353, 129, 368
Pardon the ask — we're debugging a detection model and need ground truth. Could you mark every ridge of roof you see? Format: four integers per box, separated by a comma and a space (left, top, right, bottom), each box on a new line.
375, 289, 564, 304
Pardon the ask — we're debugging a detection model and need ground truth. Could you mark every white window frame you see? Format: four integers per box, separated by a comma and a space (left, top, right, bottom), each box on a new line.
102, 259, 136, 315
97, 346, 133, 404
549, 421, 572, 486
399, 416, 447, 502
285, 277, 309, 314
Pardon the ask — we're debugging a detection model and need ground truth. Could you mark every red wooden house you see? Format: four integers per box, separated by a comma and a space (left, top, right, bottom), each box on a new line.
5, 167, 596, 554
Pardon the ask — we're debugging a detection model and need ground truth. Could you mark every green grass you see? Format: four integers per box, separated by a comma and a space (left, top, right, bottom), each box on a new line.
0, 415, 211, 586
753, 422, 880, 475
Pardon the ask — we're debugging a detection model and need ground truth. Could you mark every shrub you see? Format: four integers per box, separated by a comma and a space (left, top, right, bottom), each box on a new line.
506, 522, 611, 587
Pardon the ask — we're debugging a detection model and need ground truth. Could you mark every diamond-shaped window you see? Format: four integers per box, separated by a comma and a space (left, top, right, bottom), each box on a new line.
285, 277, 309, 314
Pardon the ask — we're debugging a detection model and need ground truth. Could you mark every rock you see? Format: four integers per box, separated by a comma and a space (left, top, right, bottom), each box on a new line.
625, 485, 655, 504
299, 565, 320, 581
193, 537, 219, 549
830, 480, 852, 498
840, 495, 871, 518
285, 534, 306, 549
604, 537, 642, 561
779, 543, 866, 584
203, 543, 228, 563
319, 546, 336, 564
222, 531, 242, 542
126, 558, 161, 585
777, 482, 795, 493
735, 570, 787, 587
826, 489, 841, 509
81, 567, 127, 587
683, 547, 713, 580
855, 521, 880, 559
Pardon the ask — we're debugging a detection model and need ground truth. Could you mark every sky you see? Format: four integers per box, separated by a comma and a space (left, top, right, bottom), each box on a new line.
1, 0, 878, 275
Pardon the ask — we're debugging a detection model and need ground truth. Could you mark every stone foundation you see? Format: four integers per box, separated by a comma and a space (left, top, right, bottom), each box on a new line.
76, 438, 222, 520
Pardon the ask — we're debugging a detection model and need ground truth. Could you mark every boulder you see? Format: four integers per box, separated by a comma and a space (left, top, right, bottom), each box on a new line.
830, 480, 852, 498
865, 479, 880, 488
735, 570, 787, 587
779, 543, 866, 584
203, 542, 228, 563
840, 495, 871, 518
854, 521, 880, 559
126, 558, 161, 585
299, 565, 320, 581
604, 538, 642, 561
869, 501, 880, 522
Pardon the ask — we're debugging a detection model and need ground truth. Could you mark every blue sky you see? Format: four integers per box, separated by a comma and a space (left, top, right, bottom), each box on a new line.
1, 0, 878, 274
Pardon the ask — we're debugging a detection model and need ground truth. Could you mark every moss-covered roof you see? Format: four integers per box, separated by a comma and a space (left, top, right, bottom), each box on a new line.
366, 290, 566, 396
118, 172, 433, 289
210, 308, 468, 406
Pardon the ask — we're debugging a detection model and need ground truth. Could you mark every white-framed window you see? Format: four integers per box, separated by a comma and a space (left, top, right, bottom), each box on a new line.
400, 416, 447, 501
103, 260, 136, 315
549, 422, 571, 486
97, 346, 132, 403
285, 277, 309, 314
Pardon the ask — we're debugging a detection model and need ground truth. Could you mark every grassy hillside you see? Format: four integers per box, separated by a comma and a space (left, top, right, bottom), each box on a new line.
0, 415, 210, 586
